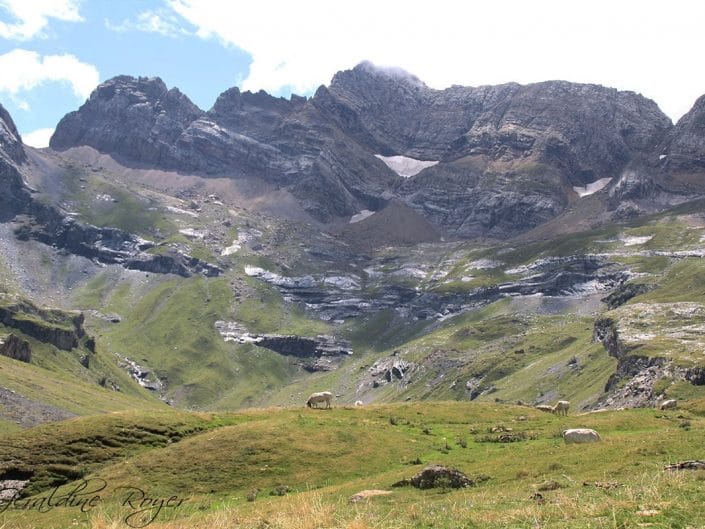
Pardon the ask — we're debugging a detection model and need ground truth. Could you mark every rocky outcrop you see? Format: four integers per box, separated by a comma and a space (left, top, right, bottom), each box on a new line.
126, 251, 222, 277
214, 322, 352, 371
50, 64, 676, 236
254, 334, 352, 358
50, 76, 203, 167
592, 317, 626, 358
0, 103, 32, 222
0, 334, 31, 362
0, 103, 26, 165
0, 297, 85, 351
14, 205, 221, 277
592, 312, 705, 409
662, 94, 705, 175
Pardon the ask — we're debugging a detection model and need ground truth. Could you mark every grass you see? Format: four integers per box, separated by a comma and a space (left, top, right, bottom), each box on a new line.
60, 163, 174, 238
0, 353, 162, 423
96, 276, 241, 408
1, 401, 704, 528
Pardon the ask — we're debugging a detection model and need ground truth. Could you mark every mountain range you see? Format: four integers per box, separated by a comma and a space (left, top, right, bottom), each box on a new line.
1, 62, 705, 422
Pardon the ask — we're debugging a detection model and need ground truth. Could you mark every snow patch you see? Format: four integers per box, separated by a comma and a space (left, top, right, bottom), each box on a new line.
573, 177, 612, 197
179, 228, 206, 239
469, 259, 502, 270
244, 266, 315, 288
167, 205, 199, 218
375, 154, 439, 177
619, 234, 653, 246
349, 210, 375, 223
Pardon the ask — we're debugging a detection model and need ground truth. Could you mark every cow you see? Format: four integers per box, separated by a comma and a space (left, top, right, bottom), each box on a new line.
306, 391, 332, 409
659, 399, 677, 410
553, 400, 570, 416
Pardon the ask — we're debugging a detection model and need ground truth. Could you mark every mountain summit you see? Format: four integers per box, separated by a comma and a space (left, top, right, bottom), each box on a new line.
48, 62, 699, 237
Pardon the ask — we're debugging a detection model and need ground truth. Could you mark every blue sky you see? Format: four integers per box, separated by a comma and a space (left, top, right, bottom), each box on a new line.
0, 0, 253, 146
2, 1, 705, 148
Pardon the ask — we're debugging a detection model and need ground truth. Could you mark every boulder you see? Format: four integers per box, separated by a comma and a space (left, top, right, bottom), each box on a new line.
392, 464, 486, 489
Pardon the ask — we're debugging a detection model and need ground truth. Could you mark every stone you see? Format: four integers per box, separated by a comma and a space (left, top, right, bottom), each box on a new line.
392, 464, 487, 489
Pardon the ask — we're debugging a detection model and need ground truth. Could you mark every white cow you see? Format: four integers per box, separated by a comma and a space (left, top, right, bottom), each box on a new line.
563, 428, 601, 444
553, 400, 570, 416
659, 399, 677, 410
306, 391, 332, 409
354, 400, 364, 406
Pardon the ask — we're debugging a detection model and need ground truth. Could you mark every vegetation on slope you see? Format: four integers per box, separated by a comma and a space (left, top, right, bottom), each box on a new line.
0, 401, 704, 528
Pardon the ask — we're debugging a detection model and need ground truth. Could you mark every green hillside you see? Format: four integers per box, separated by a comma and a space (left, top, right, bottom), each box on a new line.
1, 401, 704, 528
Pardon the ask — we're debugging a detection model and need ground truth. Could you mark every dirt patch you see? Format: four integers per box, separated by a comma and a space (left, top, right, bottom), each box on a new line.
0, 386, 75, 428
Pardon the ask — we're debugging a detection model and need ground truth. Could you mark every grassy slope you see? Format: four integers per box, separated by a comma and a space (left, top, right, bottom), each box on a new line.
0, 354, 164, 430
1, 401, 704, 528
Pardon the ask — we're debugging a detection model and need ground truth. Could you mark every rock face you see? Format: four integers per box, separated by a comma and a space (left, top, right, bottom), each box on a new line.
0, 103, 31, 222
50, 76, 203, 166
316, 63, 672, 236
0, 297, 85, 351
0, 103, 26, 165
14, 203, 221, 277
0, 334, 31, 362
51, 75, 397, 222
662, 94, 705, 179
0, 102, 216, 277
50, 64, 677, 237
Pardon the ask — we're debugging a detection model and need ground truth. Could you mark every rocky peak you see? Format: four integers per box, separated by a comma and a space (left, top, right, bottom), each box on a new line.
317, 62, 671, 174
330, 61, 428, 93
662, 94, 705, 172
0, 102, 26, 165
45, 64, 682, 237
208, 87, 299, 140
50, 75, 204, 165
0, 104, 30, 222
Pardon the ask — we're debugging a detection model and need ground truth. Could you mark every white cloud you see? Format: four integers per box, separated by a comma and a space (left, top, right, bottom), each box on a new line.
0, 49, 99, 99
167, 0, 705, 121
22, 127, 54, 148
0, 0, 82, 40
105, 8, 189, 37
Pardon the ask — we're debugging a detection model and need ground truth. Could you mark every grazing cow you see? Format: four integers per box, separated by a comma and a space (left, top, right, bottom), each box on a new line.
563, 428, 601, 444
535, 404, 555, 413
306, 391, 332, 409
354, 400, 364, 406
659, 399, 677, 410
553, 400, 570, 416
